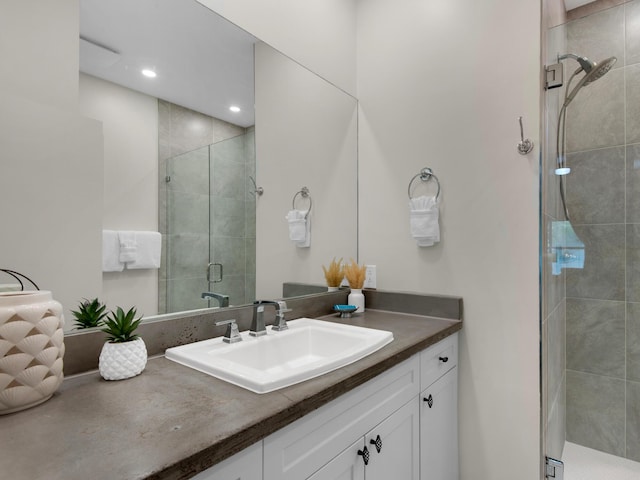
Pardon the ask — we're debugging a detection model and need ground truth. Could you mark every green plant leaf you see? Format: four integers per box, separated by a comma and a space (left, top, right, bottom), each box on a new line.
101, 306, 143, 342
72, 297, 107, 329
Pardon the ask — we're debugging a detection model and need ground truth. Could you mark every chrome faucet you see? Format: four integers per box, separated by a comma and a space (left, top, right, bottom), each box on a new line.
202, 291, 230, 308
215, 319, 242, 344
250, 300, 281, 337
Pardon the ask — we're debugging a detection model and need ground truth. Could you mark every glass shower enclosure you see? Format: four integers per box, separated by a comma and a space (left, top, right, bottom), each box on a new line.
161, 132, 256, 314
542, 0, 640, 474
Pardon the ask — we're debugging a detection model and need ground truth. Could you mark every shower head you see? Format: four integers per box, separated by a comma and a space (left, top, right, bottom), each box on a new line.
555, 54, 618, 221
581, 56, 617, 86
560, 55, 617, 106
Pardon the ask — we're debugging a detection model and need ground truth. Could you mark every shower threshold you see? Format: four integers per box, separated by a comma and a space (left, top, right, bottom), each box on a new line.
562, 442, 640, 480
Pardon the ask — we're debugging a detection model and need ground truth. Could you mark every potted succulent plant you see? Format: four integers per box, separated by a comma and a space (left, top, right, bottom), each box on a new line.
71, 297, 107, 329
98, 306, 147, 381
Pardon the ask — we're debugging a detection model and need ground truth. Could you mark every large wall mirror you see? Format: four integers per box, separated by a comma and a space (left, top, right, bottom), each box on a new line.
71, 0, 357, 331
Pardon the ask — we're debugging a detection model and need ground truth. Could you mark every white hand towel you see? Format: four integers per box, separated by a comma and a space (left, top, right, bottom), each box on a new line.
285, 210, 311, 248
118, 231, 138, 263
409, 195, 440, 247
286, 210, 306, 240
127, 231, 162, 269
102, 230, 124, 272
296, 211, 311, 248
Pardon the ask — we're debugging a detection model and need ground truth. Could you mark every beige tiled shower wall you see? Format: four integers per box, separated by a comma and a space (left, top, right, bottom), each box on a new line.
558, 0, 640, 461
157, 101, 255, 313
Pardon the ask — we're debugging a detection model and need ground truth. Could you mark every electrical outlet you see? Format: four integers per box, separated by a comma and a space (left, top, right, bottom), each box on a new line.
364, 265, 377, 289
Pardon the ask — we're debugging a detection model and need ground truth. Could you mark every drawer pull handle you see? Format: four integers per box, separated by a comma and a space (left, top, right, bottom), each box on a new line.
370, 435, 382, 453
439, 356, 449, 363
357, 446, 370, 465
424, 394, 434, 408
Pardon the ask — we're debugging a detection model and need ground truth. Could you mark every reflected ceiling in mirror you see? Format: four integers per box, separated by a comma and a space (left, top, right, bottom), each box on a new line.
80, 0, 255, 127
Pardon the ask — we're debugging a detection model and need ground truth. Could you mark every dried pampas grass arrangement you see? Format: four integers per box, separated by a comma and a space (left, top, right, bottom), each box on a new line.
343, 259, 366, 289
322, 257, 344, 287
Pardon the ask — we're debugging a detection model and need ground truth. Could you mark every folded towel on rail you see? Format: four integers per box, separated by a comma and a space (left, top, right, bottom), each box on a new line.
409, 195, 440, 247
286, 209, 311, 248
118, 231, 138, 263
126, 231, 162, 269
102, 230, 125, 272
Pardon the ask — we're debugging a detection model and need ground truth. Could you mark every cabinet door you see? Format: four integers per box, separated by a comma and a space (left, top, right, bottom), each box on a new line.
264, 356, 419, 480
366, 399, 420, 480
307, 439, 365, 480
190, 442, 262, 480
420, 368, 458, 480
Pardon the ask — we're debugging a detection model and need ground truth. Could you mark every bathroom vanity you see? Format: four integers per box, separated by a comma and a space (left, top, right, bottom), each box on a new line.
192, 332, 458, 480
0, 297, 461, 480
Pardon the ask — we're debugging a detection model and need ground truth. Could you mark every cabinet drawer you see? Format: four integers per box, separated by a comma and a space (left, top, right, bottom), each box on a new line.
264, 355, 420, 480
420, 333, 457, 390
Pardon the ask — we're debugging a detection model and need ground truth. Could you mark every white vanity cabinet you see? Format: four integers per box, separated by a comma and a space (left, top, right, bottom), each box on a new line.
419, 334, 459, 480
192, 333, 459, 480
263, 355, 420, 480
190, 442, 262, 480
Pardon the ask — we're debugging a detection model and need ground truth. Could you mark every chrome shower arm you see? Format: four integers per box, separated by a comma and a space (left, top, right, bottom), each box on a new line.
558, 53, 594, 74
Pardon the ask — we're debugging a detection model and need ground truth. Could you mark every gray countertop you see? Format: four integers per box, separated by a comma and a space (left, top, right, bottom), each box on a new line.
0, 309, 461, 480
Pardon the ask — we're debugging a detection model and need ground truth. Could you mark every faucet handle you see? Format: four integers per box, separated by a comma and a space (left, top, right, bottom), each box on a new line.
277, 301, 292, 313
215, 319, 242, 344
272, 301, 291, 332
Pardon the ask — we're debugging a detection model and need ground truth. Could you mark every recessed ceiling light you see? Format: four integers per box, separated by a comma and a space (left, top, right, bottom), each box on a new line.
141, 69, 157, 78
229, 106, 241, 113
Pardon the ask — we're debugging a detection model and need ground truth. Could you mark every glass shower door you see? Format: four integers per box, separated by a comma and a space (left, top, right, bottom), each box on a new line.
208, 133, 256, 308
162, 131, 256, 314
164, 145, 211, 314
542, 2, 640, 478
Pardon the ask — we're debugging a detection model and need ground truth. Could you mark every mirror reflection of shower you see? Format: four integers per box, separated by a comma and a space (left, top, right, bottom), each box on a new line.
163, 132, 256, 314
553, 53, 617, 220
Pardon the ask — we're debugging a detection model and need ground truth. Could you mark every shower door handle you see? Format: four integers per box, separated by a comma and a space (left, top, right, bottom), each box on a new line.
206, 263, 223, 283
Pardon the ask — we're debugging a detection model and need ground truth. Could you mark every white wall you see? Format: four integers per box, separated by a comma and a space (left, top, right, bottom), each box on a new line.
254, 43, 358, 298
79, 74, 158, 232
0, 0, 79, 111
0, 0, 103, 325
357, 1, 541, 479
78, 73, 159, 318
196, 0, 357, 96
0, 94, 104, 325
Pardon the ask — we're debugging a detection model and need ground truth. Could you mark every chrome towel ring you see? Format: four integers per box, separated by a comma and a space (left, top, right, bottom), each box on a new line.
408, 168, 441, 201
292, 186, 312, 219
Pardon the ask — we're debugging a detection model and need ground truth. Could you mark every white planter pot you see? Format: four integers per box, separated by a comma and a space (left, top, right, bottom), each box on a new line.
0, 290, 65, 414
99, 338, 147, 381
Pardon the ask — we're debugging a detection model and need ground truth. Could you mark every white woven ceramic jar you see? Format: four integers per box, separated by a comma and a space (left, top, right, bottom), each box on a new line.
0, 290, 65, 414
99, 338, 147, 381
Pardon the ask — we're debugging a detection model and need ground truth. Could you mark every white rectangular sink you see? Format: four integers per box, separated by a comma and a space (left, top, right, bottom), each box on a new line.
165, 318, 393, 394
